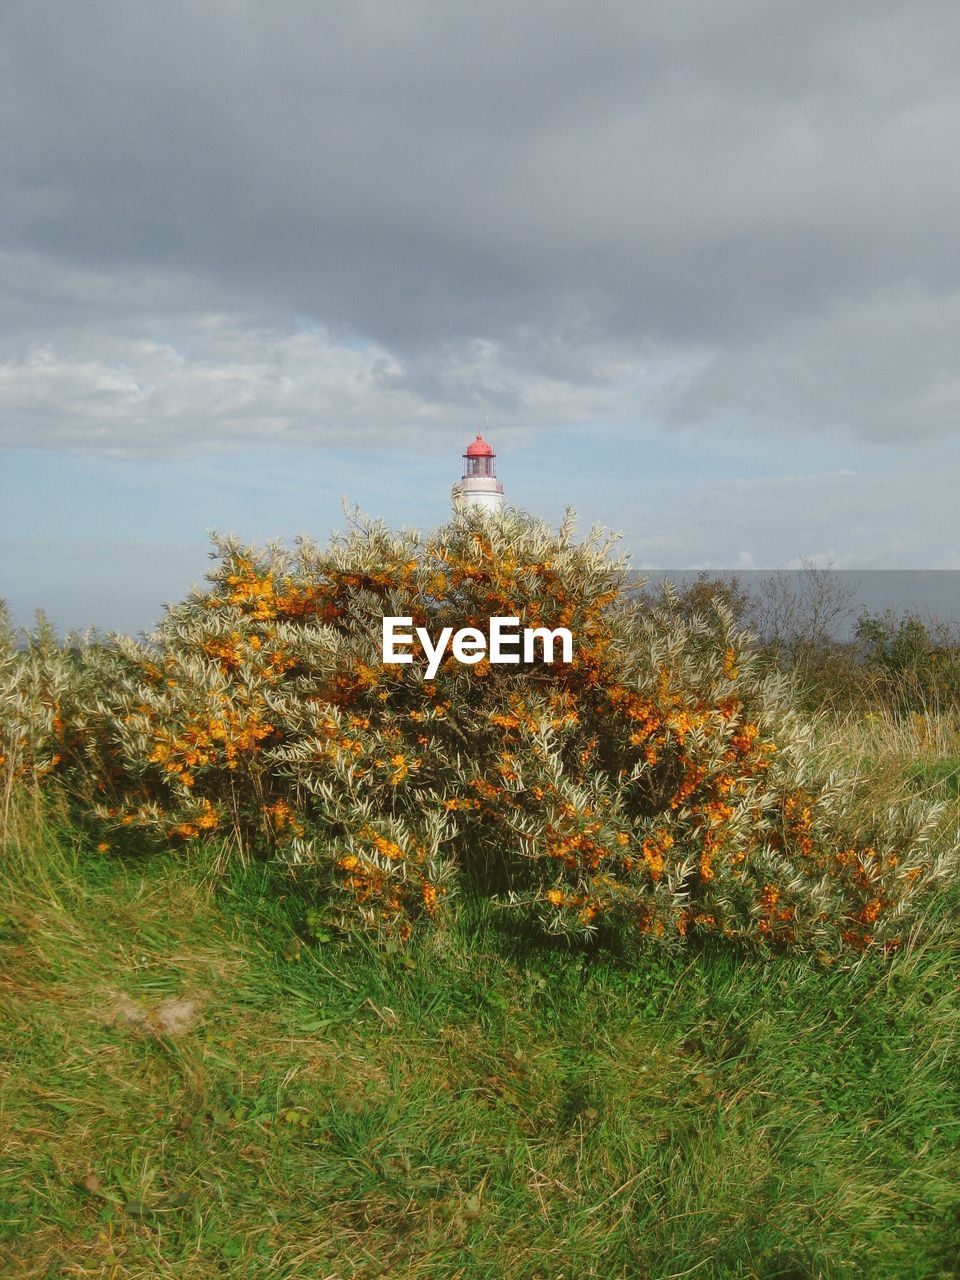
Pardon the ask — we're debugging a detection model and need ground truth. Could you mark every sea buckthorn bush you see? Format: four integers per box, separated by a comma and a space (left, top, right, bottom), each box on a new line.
0, 606, 75, 828
3, 511, 956, 954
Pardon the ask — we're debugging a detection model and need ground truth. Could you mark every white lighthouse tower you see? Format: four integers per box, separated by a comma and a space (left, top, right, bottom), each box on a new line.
452, 434, 504, 515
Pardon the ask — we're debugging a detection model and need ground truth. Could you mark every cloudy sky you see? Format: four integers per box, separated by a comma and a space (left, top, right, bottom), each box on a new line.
2, 0, 959, 633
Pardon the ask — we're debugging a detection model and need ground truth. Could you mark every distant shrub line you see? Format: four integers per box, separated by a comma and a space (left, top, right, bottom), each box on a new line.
647, 569, 960, 716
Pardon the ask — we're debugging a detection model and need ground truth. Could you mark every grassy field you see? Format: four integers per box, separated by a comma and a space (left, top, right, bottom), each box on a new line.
2, 751, 959, 1280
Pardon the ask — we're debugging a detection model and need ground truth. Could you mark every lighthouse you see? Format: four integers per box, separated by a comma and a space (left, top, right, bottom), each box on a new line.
452, 434, 504, 515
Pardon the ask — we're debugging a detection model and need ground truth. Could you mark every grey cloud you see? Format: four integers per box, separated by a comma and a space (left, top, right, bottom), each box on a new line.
0, 257, 639, 455
666, 288, 960, 440
2, 0, 960, 449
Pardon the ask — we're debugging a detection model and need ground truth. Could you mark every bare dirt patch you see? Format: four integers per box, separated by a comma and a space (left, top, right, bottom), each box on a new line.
154, 995, 202, 1035
105, 991, 204, 1036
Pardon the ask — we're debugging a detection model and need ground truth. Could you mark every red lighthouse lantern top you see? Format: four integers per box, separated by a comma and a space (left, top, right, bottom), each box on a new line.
465, 433, 494, 458
462, 433, 497, 479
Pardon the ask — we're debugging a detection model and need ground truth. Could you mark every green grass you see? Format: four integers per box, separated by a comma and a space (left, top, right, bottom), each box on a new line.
1, 796, 959, 1279
908, 757, 960, 799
